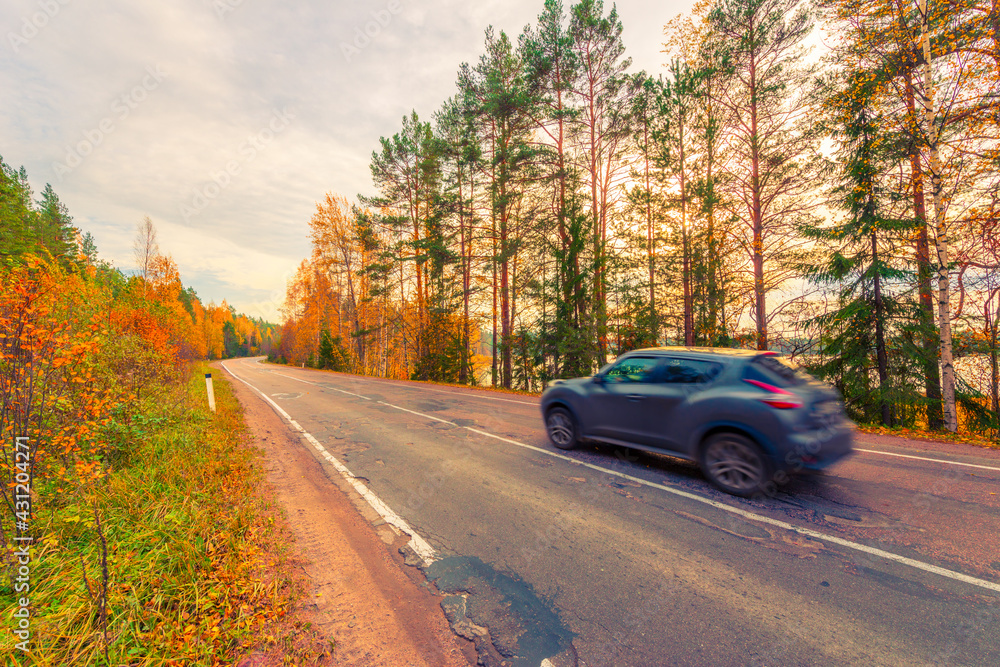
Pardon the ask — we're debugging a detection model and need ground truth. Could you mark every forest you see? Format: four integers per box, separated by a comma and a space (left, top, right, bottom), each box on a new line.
1, 155, 278, 362
1, 152, 281, 529
1, 157, 314, 664
276, 0, 999, 437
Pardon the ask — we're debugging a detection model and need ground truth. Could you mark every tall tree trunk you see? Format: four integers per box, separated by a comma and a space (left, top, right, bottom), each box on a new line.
492, 223, 498, 388
399, 259, 408, 377
490, 125, 498, 388
904, 71, 944, 429
748, 46, 767, 350
988, 293, 999, 437
410, 175, 426, 362
589, 86, 607, 365
705, 72, 720, 344
458, 161, 470, 385
872, 229, 891, 426
680, 111, 694, 346
500, 171, 512, 390
918, 0, 958, 432
381, 285, 388, 377
644, 111, 655, 341
509, 236, 517, 389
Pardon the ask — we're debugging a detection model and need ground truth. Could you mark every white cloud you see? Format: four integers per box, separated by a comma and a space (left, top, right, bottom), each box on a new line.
2, 0, 696, 323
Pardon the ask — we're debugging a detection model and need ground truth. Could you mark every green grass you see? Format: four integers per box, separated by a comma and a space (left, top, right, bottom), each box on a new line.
1, 362, 331, 665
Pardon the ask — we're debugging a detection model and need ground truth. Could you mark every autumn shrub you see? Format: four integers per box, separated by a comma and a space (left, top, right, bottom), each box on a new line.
0, 256, 327, 664
1, 362, 330, 665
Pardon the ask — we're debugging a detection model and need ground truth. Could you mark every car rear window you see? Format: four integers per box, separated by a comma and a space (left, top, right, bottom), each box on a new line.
749, 355, 811, 387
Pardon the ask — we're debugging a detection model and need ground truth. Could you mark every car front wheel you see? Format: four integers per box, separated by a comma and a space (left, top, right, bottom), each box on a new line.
700, 432, 773, 497
546, 407, 579, 450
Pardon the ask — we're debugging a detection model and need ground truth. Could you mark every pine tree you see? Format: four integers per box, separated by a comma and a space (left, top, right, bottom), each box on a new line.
656, 59, 702, 346
706, 0, 822, 350
469, 27, 542, 388
434, 94, 481, 384
523, 0, 595, 377
569, 0, 634, 364
623, 72, 665, 347
80, 232, 99, 264
363, 111, 443, 371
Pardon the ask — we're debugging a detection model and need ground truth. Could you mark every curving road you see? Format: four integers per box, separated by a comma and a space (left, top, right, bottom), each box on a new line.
222, 358, 1000, 667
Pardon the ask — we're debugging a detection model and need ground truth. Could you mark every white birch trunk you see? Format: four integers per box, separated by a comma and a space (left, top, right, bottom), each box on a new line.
918, 0, 958, 432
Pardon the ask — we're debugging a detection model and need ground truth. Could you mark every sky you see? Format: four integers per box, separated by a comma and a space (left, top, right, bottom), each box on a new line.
1, 0, 697, 322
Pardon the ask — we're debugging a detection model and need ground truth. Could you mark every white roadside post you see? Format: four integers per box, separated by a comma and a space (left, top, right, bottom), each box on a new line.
205, 373, 216, 412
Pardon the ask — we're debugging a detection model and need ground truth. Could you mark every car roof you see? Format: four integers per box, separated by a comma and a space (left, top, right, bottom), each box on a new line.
624, 346, 771, 360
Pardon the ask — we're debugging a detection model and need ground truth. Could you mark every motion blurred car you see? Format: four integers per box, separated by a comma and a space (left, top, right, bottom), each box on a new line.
540, 347, 854, 497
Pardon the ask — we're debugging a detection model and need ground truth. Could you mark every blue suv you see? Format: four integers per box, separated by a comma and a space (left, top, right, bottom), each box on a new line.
540, 347, 854, 497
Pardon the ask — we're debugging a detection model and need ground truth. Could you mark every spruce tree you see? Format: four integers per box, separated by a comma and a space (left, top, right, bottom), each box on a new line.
36, 183, 76, 262
802, 74, 915, 426
0, 156, 38, 257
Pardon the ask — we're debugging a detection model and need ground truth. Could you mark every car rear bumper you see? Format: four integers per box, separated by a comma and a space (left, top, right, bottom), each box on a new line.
781, 423, 855, 471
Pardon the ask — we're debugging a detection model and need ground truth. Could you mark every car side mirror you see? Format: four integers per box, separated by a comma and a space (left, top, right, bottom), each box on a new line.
592, 375, 605, 384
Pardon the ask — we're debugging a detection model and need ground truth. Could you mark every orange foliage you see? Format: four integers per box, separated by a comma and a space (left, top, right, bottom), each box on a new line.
278, 192, 459, 380
0, 251, 277, 531
0, 259, 126, 496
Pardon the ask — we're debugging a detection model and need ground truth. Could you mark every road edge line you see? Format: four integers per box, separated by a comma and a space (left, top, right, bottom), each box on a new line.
220, 361, 437, 566
856, 448, 1000, 472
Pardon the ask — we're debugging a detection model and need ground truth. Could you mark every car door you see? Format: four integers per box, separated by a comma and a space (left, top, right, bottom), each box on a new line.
587, 356, 664, 445
637, 357, 725, 450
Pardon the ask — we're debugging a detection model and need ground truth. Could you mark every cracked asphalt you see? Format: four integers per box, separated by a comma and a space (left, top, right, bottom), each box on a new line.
225, 358, 1000, 667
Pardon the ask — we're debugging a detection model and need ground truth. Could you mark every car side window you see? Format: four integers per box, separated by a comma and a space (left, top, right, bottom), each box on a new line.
661, 358, 723, 384
604, 357, 660, 383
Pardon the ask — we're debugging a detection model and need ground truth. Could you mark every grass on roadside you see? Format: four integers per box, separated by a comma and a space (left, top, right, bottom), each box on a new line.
857, 423, 1000, 450
1, 362, 333, 666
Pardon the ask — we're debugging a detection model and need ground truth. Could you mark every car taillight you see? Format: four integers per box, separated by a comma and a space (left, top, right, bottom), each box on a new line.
743, 378, 803, 409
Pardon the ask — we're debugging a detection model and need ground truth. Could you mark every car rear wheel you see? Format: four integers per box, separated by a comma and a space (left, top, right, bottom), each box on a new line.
700, 432, 772, 497
546, 407, 579, 450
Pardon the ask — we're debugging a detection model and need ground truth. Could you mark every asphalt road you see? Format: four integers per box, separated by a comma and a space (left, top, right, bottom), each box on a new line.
222, 358, 1000, 667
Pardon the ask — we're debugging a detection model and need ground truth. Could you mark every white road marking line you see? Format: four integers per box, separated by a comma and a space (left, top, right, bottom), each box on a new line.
257, 359, 539, 406
857, 448, 1000, 473
380, 402, 1000, 593
269, 370, 373, 401
237, 360, 1000, 595
409, 385, 538, 406
220, 362, 436, 566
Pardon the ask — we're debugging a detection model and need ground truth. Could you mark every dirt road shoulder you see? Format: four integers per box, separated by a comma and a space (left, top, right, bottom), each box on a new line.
219, 362, 474, 667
